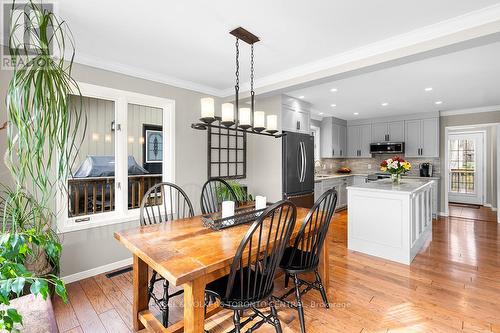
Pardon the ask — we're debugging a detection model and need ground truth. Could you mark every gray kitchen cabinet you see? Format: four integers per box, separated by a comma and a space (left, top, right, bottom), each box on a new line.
388, 121, 405, 142
347, 124, 372, 158
320, 117, 346, 158
281, 96, 311, 134
320, 118, 333, 158
371, 121, 404, 142
314, 181, 322, 202
405, 118, 439, 158
353, 175, 367, 185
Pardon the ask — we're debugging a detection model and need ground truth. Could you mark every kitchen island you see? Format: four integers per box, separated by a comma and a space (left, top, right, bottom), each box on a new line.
347, 179, 433, 265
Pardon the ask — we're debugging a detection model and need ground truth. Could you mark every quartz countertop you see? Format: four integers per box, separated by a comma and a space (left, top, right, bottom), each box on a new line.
314, 173, 440, 182
314, 173, 368, 182
347, 178, 433, 194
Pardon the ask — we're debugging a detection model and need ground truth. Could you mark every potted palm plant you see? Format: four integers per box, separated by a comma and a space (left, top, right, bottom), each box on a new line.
0, 1, 85, 331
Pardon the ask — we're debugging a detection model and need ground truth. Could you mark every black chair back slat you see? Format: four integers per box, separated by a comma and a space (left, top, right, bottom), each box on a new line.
225, 200, 296, 303
140, 182, 195, 226
200, 178, 239, 214
287, 189, 337, 270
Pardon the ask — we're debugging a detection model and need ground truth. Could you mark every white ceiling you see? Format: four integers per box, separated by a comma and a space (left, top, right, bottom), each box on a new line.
58, 0, 500, 95
287, 41, 500, 120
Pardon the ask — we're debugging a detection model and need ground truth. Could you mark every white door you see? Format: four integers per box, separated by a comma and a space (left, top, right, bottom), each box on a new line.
448, 132, 484, 205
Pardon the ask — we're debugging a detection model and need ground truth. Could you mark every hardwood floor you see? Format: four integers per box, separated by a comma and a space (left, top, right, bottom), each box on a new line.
54, 210, 500, 333
449, 203, 497, 223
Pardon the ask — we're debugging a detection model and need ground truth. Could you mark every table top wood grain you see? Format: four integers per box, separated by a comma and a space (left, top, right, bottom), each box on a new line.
114, 207, 311, 286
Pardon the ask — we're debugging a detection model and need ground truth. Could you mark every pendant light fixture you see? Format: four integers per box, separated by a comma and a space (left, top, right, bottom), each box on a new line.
191, 27, 284, 138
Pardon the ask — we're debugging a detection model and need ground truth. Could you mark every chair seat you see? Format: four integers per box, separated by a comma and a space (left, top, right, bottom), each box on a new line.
280, 247, 318, 273
206, 267, 274, 309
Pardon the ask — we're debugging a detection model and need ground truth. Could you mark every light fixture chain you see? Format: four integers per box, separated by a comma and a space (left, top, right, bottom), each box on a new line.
235, 38, 240, 90
250, 43, 254, 94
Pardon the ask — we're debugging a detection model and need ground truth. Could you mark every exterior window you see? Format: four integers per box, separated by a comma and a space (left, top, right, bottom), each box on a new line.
449, 139, 475, 193
127, 103, 163, 210
68, 95, 116, 218
58, 83, 175, 232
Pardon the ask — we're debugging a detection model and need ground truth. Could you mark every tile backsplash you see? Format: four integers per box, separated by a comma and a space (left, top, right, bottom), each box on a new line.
316, 155, 440, 177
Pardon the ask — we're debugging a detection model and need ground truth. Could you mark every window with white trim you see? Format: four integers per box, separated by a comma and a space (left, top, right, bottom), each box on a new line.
57, 83, 175, 233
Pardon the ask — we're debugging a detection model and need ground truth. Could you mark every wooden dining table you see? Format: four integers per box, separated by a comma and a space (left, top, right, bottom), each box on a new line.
114, 206, 331, 333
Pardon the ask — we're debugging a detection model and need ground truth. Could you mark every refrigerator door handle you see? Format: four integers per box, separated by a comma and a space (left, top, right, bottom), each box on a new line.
302, 142, 307, 182
299, 141, 304, 183
297, 143, 302, 183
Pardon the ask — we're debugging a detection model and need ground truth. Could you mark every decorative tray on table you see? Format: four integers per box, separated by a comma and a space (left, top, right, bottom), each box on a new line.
201, 203, 268, 231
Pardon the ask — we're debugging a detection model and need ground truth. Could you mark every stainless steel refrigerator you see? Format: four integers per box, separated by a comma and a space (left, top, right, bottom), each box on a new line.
282, 131, 315, 208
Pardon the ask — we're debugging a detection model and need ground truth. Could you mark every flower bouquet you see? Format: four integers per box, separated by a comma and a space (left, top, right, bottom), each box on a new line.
380, 156, 411, 184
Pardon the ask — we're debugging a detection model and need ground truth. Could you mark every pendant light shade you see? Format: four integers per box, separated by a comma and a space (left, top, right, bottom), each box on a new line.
200, 97, 215, 123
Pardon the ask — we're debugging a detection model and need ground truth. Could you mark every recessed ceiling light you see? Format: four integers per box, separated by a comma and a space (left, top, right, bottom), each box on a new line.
424, 87, 433, 92
435, 101, 443, 105
330, 104, 336, 107
381, 102, 389, 107
353, 112, 359, 115
298, 96, 305, 99
330, 88, 338, 92
319, 112, 324, 115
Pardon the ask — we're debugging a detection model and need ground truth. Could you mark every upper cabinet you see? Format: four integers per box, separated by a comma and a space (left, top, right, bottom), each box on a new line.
320, 117, 347, 158
347, 124, 371, 158
404, 118, 439, 158
371, 121, 404, 142
281, 96, 311, 134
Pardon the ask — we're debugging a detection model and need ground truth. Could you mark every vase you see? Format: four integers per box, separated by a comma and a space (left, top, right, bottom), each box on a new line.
391, 173, 402, 184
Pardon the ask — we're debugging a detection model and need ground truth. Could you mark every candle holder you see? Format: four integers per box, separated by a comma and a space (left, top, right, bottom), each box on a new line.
238, 124, 252, 130
253, 126, 265, 132
200, 117, 216, 124
220, 120, 235, 127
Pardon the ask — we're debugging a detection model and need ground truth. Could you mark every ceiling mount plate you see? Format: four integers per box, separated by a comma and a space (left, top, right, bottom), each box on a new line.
230, 27, 260, 45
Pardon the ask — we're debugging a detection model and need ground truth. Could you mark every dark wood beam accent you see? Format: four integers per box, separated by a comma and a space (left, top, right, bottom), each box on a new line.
229, 27, 260, 44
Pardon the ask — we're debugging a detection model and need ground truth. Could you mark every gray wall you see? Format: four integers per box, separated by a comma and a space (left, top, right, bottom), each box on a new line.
0, 62, 222, 277
244, 95, 283, 202
440, 111, 500, 212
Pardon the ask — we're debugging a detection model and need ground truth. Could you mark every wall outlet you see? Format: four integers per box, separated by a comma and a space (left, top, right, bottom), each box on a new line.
367, 164, 372, 170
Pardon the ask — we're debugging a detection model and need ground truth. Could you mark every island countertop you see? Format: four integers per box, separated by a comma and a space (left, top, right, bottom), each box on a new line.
347, 178, 434, 194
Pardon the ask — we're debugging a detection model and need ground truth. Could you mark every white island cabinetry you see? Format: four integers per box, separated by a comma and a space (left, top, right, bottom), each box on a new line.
347, 179, 433, 265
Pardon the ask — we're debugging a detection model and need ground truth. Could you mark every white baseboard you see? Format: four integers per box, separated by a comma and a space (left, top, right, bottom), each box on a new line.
61, 257, 132, 284
438, 212, 449, 217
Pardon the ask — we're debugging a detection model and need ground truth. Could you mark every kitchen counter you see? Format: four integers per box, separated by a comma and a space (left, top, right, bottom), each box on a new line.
347, 179, 433, 194
347, 179, 433, 265
315, 173, 439, 182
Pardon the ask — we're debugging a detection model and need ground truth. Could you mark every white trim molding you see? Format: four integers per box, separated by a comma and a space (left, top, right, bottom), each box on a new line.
61, 257, 132, 284
440, 105, 500, 117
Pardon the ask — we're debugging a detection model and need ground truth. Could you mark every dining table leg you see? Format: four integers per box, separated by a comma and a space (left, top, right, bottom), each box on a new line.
133, 254, 149, 331
319, 228, 331, 290
183, 276, 207, 333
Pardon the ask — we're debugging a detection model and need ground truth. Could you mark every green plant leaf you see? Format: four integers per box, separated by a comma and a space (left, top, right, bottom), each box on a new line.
10, 277, 25, 295
30, 279, 48, 299
54, 279, 67, 303
6, 309, 22, 324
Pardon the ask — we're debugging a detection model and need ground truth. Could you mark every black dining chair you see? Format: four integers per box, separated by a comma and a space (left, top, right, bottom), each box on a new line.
139, 182, 195, 327
205, 200, 297, 333
200, 178, 239, 214
275, 188, 338, 333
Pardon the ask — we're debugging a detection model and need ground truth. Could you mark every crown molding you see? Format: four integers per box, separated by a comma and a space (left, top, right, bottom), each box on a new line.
221, 3, 500, 97
440, 105, 500, 116
74, 53, 226, 97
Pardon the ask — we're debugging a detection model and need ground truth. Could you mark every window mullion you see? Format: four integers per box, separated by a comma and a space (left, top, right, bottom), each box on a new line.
115, 97, 128, 216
